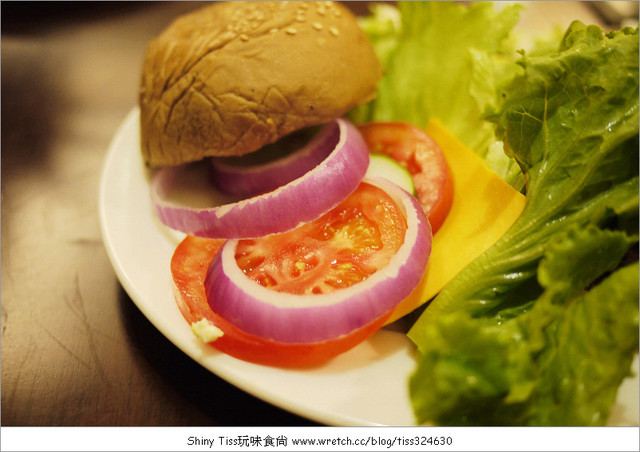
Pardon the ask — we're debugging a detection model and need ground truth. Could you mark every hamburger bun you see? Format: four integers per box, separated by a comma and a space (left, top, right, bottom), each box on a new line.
139, 1, 382, 167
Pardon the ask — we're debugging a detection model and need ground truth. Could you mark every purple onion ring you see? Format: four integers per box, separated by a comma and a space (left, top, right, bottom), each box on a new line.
150, 118, 369, 239
210, 123, 336, 197
204, 178, 432, 343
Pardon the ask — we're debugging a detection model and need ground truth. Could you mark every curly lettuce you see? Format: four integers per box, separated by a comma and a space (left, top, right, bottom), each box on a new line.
408, 22, 639, 425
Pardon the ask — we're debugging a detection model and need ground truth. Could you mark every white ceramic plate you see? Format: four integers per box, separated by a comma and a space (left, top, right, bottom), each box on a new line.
99, 108, 639, 427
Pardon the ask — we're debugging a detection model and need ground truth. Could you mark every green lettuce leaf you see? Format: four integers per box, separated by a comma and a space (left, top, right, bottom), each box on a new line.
352, 1, 524, 187
410, 256, 639, 426
408, 22, 639, 425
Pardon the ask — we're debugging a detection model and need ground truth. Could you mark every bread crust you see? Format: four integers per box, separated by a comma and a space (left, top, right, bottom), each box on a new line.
140, 1, 382, 167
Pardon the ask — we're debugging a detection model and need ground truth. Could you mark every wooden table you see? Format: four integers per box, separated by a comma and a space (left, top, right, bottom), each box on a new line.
0, 1, 614, 428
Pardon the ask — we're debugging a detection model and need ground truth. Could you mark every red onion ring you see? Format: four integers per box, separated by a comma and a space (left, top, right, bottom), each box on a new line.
204, 178, 432, 343
150, 118, 369, 239
210, 123, 335, 197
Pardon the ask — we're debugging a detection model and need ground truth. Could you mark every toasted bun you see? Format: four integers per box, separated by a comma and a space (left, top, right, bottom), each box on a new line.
139, 1, 382, 167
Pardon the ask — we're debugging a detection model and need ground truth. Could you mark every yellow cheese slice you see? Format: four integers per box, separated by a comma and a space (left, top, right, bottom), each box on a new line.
386, 119, 526, 324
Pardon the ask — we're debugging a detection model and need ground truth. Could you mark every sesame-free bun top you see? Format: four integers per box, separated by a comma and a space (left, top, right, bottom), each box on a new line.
139, 1, 382, 167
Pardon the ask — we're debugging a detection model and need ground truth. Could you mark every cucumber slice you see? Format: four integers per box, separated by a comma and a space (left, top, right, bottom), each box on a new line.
365, 153, 416, 195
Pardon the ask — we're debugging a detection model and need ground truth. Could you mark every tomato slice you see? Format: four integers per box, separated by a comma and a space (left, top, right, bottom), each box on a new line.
171, 235, 391, 368
358, 122, 453, 233
235, 183, 407, 295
